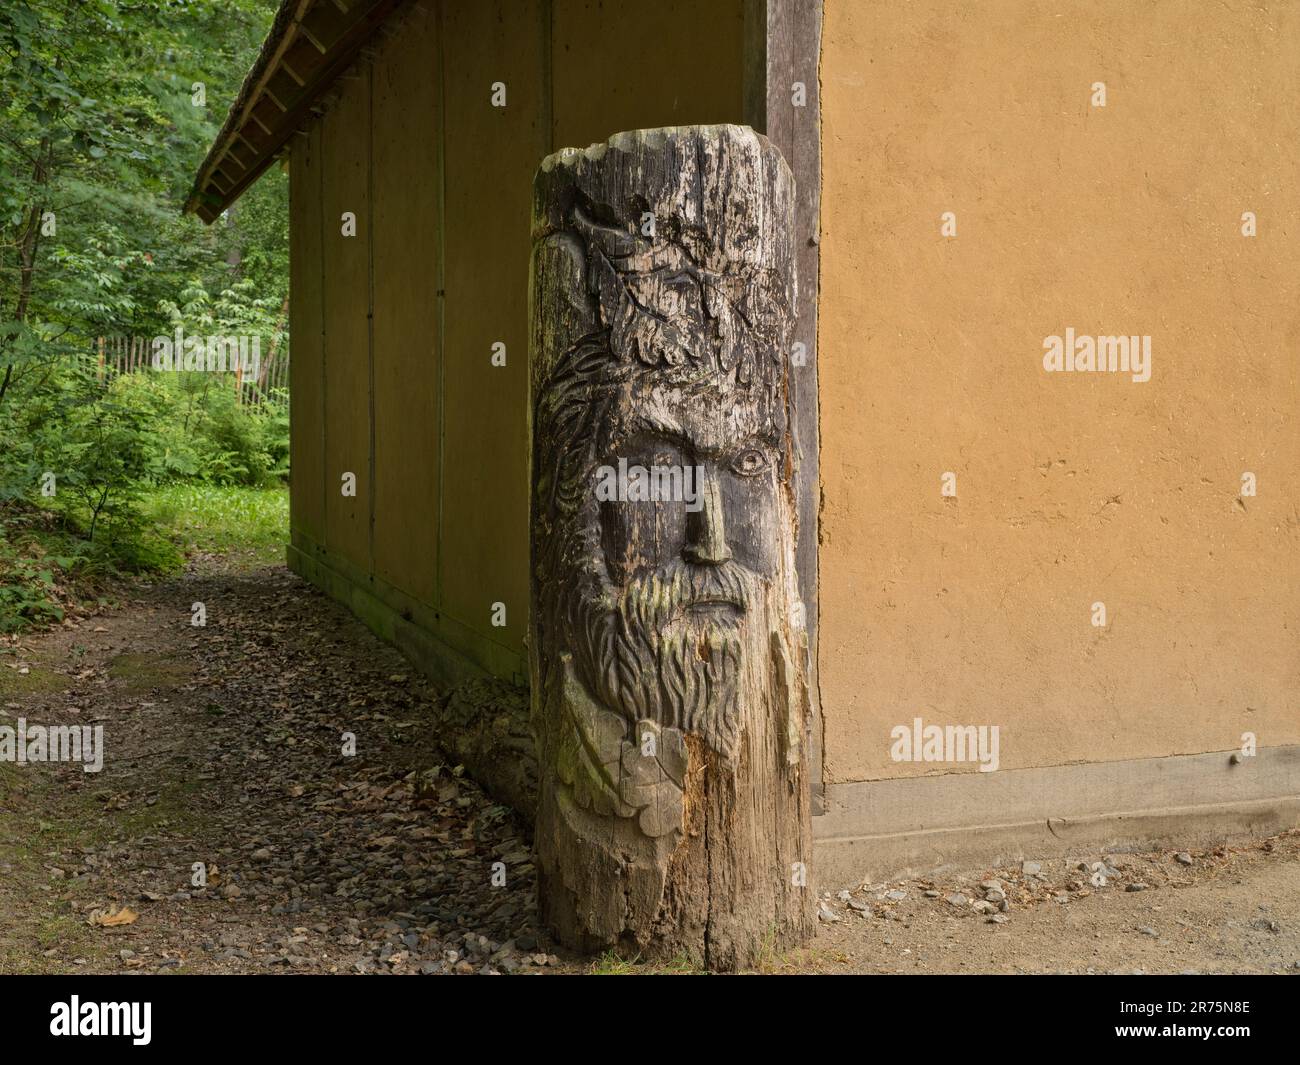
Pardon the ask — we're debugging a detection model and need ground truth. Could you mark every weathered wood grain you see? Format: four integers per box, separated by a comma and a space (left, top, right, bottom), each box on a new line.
528, 125, 814, 971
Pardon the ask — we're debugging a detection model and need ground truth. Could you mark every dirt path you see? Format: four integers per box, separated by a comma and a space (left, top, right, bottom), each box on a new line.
799, 834, 1300, 975
1, 557, 1296, 976
0, 558, 550, 975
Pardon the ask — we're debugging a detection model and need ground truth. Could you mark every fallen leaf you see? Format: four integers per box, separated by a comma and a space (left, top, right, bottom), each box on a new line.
90, 907, 139, 927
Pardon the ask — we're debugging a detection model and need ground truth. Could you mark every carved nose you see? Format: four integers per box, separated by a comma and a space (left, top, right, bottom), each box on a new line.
683, 471, 731, 566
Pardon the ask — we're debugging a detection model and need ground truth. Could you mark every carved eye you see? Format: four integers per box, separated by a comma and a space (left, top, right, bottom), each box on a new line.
730, 448, 770, 477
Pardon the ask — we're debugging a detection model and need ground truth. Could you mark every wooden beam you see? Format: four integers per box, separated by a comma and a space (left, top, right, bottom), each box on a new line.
745, 0, 824, 809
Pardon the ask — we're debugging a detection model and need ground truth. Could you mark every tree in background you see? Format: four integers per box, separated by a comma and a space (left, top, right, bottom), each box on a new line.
0, 0, 288, 628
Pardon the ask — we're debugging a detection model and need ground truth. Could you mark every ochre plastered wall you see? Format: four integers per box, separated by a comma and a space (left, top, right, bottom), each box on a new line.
817, 0, 1300, 782
288, 1, 745, 683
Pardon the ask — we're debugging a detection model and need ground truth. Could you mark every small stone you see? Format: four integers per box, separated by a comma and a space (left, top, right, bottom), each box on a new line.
984, 888, 1006, 903
220, 883, 241, 899
1125, 883, 1149, 893
1022, 861, 1041, 875
817, 904, 842, 924
986, 914, 1008, 924
251, 848, 273, 862
971, 900, 996, 915
945, 893, 969, 907
885, 890, 907, 901
1175, 852, 1193, 866
923, 889, 941, 898
836, 889, 851, 902
1138, 926, 1159, 938
847, 898, 870, 912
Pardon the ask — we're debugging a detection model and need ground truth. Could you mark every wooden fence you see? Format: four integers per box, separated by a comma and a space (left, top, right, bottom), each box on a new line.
91, 332, 289, 407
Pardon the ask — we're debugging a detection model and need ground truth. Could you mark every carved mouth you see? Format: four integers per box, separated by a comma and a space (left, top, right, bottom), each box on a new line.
685, 596, 744, 616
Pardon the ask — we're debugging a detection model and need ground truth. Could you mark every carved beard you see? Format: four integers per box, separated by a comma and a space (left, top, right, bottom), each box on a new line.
573, 558, 767, 760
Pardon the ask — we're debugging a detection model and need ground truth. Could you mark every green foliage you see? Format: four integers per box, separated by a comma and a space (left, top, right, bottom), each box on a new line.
144, 483, 288, 563
0, 0, 289, 632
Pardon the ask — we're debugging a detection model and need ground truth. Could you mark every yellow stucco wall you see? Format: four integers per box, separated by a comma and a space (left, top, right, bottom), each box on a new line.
817, 0, 1300, 782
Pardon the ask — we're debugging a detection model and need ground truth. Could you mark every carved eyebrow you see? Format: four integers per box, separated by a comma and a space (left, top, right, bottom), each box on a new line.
624, 413, 687, 449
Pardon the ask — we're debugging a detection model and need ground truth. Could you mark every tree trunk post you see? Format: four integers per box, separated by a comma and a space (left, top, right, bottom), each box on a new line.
528, 125, 815, 972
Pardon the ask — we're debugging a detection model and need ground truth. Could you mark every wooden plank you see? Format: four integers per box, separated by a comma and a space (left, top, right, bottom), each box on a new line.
289, 122, 326, 545
747, 0, 824, 804
319, 65, 372, 568
437, 0, 546, 659
370, 3, 440, 606
549, 0, 744, 150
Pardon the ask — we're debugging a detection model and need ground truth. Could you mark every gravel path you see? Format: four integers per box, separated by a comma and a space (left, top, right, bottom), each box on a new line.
2, 556, 1295, 976
0, 560, 556, 975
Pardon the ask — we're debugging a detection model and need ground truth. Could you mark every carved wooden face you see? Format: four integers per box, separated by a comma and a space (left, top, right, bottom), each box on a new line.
596, 373, 783, 595
534, 156, 795, 759
564, 276, 790, 758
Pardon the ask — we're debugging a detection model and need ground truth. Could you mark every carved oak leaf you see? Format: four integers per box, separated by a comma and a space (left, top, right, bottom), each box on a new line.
620, 720, 687, 837
560, 657, 685, 838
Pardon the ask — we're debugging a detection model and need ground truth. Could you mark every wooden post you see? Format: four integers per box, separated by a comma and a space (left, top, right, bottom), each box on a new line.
528, 125, 815, 972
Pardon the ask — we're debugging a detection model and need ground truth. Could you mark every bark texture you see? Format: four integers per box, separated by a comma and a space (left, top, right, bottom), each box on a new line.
528, 125, 814, 971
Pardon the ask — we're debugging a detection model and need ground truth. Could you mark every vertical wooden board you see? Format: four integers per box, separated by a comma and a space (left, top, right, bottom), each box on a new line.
289, 123, 326, 546
371, 7, 440, 606
550, 0, 745, 150
320, 70, 373, 570
438, 0, 546, 658
757, 0, 823, 795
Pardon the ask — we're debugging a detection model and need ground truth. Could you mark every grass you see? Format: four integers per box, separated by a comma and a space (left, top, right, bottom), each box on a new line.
144, 483, 287, 565
0, 484, 287, 635
589, 949, 704, 975
106, 652, 194, 693
0, 665, 74, 696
